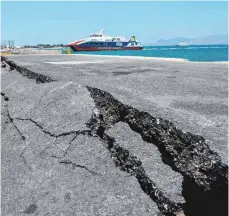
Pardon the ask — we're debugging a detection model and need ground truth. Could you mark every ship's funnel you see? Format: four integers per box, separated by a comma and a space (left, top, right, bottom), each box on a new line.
130, 36, 136, 41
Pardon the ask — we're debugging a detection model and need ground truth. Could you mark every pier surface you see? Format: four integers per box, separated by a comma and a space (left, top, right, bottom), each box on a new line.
1, 55, 228, 216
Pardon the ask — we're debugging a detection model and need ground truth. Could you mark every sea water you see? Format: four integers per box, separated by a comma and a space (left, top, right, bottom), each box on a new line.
64, 45, 228, 62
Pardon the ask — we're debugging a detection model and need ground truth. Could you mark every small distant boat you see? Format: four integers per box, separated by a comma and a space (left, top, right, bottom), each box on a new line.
68, 29, 143, 51
176, 42, 189, 47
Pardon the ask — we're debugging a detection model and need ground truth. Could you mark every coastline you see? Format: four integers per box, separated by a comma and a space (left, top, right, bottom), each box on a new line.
1, 46, 228, 64
67, 53, 229, 64
2, 1, 228, 216
1, 45, 228, 63
65, 53, 189, 62
4, 53, 228, 64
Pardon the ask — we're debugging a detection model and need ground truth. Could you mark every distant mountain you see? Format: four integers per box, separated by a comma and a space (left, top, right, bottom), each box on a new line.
154, 34, 228, 45
189, 35, 228, 45
155, 37, 191, 45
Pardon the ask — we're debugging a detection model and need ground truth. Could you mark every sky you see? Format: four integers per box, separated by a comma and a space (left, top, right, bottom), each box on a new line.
1, 1, 228, 45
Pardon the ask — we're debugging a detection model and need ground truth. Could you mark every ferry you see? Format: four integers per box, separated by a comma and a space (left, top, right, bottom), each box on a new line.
68, 29, 143, 51
176, 42, 189, 47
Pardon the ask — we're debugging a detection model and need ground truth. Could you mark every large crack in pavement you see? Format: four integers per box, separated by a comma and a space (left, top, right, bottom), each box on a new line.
15, 118, 96, 175
15, 117, 91, 138
1, 56, 55, 84
1, 58, 228, 215
87, 110, 184, 216
1, 88, 163, 215
1, 92, 96, 177
2, 90, 184, 215
86, 86, 228, 216
1, 92, 26, 140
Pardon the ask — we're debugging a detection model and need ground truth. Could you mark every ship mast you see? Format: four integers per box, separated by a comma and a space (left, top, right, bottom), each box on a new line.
89, 29, 104, 37
99, 29, 104, 35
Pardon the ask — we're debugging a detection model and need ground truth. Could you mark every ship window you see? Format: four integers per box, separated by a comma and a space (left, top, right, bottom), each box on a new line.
131, 43, 134, 45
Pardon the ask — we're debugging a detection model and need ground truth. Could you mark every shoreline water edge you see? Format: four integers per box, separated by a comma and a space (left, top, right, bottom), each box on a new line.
63, 44, 228, 62
1, 44, 228, 62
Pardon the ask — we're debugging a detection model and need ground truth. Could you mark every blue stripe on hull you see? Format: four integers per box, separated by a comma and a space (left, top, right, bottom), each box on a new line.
69, 45, 143, 51
78, 41, 130, 48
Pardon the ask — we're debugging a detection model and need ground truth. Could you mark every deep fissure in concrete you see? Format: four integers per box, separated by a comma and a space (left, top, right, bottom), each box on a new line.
86, 86, 228, 216
87, 110, 184, 216
1, 56, 227, 215
1, 57, 55, 83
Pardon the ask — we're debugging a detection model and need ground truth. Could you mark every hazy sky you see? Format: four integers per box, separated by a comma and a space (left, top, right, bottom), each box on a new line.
1, 1, 228, 45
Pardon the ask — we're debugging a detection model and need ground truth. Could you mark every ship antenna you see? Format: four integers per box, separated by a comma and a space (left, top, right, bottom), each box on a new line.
99, 29, 104, 35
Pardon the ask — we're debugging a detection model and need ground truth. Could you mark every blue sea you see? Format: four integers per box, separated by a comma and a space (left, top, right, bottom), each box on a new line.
63, 45, 228, 62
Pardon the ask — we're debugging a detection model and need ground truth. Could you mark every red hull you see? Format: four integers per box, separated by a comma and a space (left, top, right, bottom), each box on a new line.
69, 45, 143, 51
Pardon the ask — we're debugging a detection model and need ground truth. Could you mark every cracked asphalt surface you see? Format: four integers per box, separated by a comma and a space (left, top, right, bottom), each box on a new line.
1, 55, 228, 216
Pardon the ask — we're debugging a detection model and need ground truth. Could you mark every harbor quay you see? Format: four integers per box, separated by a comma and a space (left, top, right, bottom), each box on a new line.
1, 54, 228, 216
